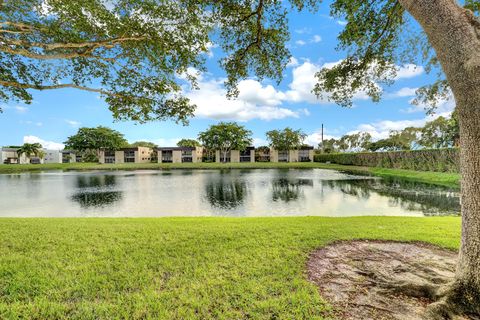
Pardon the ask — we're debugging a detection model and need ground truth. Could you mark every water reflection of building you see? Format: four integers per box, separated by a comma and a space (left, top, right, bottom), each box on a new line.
271, 178, 314, 202
71, 175, 123, 208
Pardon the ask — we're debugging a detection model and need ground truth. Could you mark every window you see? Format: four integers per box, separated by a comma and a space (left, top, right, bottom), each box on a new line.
299, 150, 311, 162
161, 150, 173, 163
240, 149, 252, 162
104, 151, 115, 163
278, 150, 288, 162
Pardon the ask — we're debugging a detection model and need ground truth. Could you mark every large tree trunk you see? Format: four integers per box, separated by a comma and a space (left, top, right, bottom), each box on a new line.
399, 0, 480, 317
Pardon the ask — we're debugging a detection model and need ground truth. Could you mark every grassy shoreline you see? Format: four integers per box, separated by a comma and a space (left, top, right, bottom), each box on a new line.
0, 161, 460, 188
0, 216, 460, 319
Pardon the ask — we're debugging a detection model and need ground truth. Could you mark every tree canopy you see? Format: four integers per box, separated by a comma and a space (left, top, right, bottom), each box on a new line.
64, 126, 128, 154
129, 141, 157, 149
16, 142, 43, 161
177, 139, 201, 148
3, 0, 477, 122
198, 122, 252, 162
266, 128, 306, 151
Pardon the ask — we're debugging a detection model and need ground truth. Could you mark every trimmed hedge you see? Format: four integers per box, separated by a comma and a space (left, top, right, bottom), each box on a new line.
314, 148, 459, 173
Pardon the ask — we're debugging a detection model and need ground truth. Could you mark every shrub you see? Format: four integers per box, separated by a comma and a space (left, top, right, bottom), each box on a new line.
314, 148, 459, 172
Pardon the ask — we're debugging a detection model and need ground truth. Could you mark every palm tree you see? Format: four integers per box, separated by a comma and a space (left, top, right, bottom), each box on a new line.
17, 143, 43, 164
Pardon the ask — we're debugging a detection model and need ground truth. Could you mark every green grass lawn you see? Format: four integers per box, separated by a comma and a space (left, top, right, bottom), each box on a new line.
0, 161, 460, 188
0, 217, 460, 319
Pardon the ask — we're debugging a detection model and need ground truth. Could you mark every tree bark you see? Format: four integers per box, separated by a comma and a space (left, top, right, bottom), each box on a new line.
399, 0, 480, 316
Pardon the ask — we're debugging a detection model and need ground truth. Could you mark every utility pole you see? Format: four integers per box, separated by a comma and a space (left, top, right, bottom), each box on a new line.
321, 123, 324, 153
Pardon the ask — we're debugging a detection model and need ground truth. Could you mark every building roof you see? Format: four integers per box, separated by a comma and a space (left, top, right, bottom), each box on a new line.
157, 146, 199, 151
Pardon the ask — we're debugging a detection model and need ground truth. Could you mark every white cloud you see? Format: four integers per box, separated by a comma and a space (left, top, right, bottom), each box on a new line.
389, 87, 418, 98
305, 131, 338, 147
350, 105, 454, 141
285, 61, 325, 104
395, 64, 424, 79
184, 76, 302, 121
337, 20, 347, 26
311, 35, 322, 43
20, 120, 42, 127
295, 40, 307, 46
237, 80, 285, 106
253, 137, 268, 147
403, 93, 455, 114
154, 138, 182, 147
286, 57, 299, 68
65, 119, 81, 127
15, 106, 28, 113
294, 27, 311, 34
23, 135, 65, 150
205, 42, 217, 58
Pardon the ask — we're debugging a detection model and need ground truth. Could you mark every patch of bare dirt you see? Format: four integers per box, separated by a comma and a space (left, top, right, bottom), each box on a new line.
307, 240, 472, 320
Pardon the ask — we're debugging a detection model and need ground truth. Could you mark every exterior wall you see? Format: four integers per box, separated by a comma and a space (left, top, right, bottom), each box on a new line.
135, 147, 154, 163
193, 147, 203, 163
230, 150, 240, 163
1, 148, 30, 164
270, 149, 279, 163
98, 150, 105, 164
172, 150, 182, 163
43, 150, 62, 164
289, 150, 299, 162
115, 151, 124, 164
250, 149, 255, 162
61, 152, 76, 163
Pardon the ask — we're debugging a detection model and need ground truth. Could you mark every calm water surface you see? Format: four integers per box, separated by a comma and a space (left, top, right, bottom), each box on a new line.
0, 169, 460, 217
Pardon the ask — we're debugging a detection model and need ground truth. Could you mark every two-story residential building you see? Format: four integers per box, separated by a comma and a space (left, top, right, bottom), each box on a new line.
215, 147, 255, 163
158, 147, 203, 163
1, 147, 35, 164
270, 146, 314, 162
99, 147, 155, 164
61, 150, 77, 163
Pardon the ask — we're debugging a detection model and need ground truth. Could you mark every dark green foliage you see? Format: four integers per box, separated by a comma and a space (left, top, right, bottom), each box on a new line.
266, 128, 306, 150
177, 139, 201, 148
198, 122, 252, 162
130, 141, 158, 149
314, 148, 460, 173
64, 126, 128, 153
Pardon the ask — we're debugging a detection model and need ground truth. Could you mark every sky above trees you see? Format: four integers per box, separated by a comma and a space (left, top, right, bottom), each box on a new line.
0, 0, 454, 150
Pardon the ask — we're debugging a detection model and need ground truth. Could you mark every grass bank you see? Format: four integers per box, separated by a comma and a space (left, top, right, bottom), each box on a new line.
0, 217, 460, 319
0, 162, 460, 188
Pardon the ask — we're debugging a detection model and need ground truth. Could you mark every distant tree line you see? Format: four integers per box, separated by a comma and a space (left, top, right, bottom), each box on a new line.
320, 112, 459, 153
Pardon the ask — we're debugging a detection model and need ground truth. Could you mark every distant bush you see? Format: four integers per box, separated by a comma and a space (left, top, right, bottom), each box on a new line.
314, 148, 459, 172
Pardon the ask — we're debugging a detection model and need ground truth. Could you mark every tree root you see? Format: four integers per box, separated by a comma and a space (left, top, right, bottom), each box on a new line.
307, 240, 478, 320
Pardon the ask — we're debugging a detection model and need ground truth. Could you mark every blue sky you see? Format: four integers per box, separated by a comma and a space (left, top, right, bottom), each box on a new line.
0, 3, 454, 150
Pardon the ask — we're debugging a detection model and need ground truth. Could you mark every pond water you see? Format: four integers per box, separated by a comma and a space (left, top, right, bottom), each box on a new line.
0, 169, 459, 217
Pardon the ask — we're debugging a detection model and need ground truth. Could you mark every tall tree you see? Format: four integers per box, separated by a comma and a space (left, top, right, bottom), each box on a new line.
198, 122, 252, 163
16, 142, 43, 163
64, 126, 128, 161
418, 115, 459, 149
0, 0, 213, 122
266, 128, 307, 162
319, 138, 338, 154
3, 1, 480, 315
177, 139, 201, 148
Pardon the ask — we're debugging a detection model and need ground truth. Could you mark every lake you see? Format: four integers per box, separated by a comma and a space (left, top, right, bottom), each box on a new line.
0, 169, 459, 217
